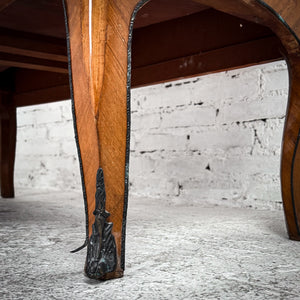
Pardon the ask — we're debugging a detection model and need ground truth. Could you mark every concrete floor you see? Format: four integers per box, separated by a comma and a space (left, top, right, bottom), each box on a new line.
1, 190, 300, 299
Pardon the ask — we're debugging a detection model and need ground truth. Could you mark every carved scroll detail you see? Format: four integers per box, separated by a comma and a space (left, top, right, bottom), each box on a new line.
85, 168, 117, 278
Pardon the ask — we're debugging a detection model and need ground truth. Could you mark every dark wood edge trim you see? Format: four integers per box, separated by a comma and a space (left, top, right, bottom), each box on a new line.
62, 0, 90, 245
284, 52, 300, 237
256, 0, 300, 45
291, 126, 300, 234
123, 0, 150, 271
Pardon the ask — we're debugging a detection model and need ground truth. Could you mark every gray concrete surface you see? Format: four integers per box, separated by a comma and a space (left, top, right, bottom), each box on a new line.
1, 190, 300, 299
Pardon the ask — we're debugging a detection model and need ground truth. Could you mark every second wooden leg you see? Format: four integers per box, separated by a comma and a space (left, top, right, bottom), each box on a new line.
0, 92, 16, 198
281, 56, 300, 241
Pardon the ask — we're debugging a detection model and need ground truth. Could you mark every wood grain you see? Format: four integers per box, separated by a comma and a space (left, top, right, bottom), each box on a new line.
13, 69, 70, 106
192, 0, 299, 55
64, 0, 124, 279
262, 0, 300, 38
132, 8, 275, 68
133, 0, 208, 28
132, 36, 282, 87
0, 28, 67, 62
0, 0, 66, 38
0, 52, 68, 73
0, 0, 16, 13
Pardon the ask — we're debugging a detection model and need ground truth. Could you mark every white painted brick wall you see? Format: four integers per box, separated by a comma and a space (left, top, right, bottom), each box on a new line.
15, 103, 81, 190
15, 61, 288, 210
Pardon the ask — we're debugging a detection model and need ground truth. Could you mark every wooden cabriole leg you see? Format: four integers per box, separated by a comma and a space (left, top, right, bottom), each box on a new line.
0, 91, 16, 198
281, 56, 300, 241
63, 0, 140, 279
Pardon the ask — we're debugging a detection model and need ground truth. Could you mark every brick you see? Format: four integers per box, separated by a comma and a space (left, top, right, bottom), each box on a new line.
132, 83, 193, 111
188, 127, 253, 150
18, 139, 60, 156
160, 106, 216, 128
60, 100, 73, 120
35, 109, 62, 125
130, 175, 178, 197
17, 109, 37, 127
134, 132, 187, 152
17, 125, 48, 141
129, 155, 156, 177
254, 119, 285, 150
211, 156, 280, 176
42, 155, 78, 171
48, 121, 75, 140
153, 156, 208, 179
14, 155, 41, 171
218, 97, 287, 124
190, 67, 260, 104
131, 112, 161, 131
60, 139, 78, 156
262, 68, 289, 97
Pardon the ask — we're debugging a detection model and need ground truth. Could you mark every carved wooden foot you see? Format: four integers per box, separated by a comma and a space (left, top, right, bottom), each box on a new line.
0, 92, 16, 198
